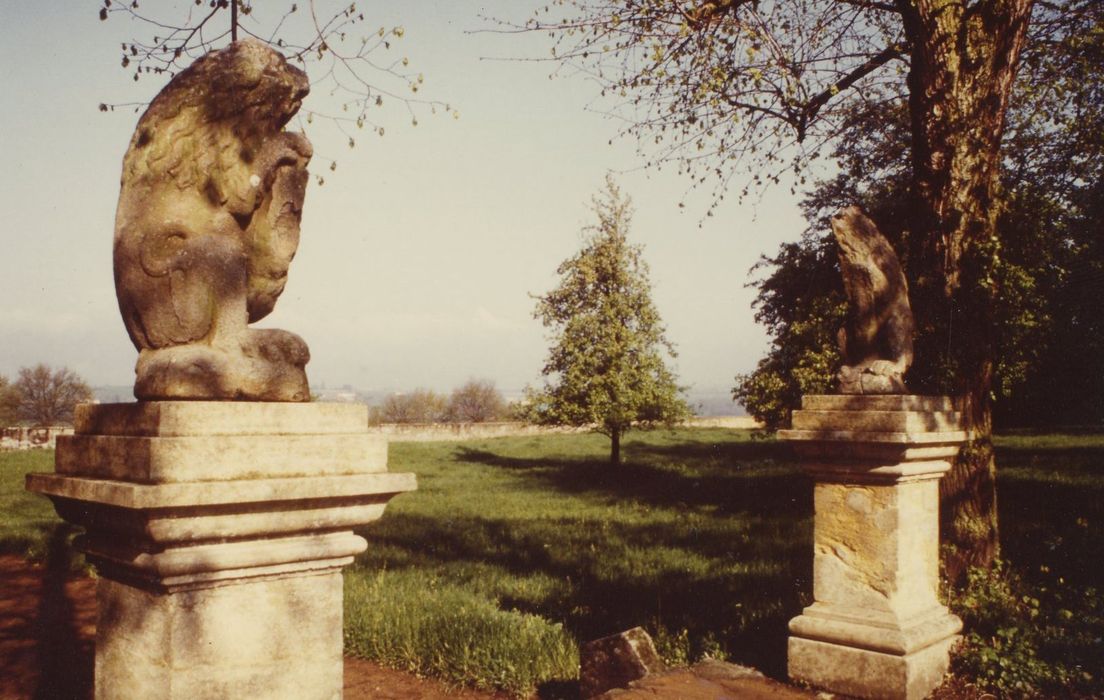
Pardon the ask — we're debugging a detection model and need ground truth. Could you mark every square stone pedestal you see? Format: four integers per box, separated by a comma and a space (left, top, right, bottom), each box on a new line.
27, 401, 416, 700
779, 395, 967, 700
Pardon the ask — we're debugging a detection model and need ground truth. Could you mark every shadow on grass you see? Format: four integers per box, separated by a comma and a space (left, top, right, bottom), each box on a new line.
0, 523, 92, 700
32, 524, 92, 700
997, 441, 1104, 588
999, 426, 1104, 437
452, 440, 804, 518
365, 510, 806, 678
362, 436, 813, 679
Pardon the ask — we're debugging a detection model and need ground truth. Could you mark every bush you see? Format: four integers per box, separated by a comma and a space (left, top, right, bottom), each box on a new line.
380, 390, 448, 424
446, 379, 507, 423
948, 561, 1100, 697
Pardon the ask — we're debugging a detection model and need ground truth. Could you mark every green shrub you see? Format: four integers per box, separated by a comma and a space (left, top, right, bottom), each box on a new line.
344, 568, 578, 696
949, 561, 1100, 697
650, 622, 726, 667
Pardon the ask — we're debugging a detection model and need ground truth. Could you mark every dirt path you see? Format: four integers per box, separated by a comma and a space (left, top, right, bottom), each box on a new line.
0, 555, 505, 700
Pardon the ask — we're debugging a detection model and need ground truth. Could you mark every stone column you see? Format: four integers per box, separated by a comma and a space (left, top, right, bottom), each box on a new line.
27, 401, 415, 700
779, 395, 966, 700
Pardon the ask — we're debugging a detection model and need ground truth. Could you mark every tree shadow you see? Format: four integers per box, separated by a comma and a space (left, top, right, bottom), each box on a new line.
452, 440, 806, 519
0, 523, 93, 700
32, 524, 92, 700
997, 443, 1104, 587
361, 435, 813, 680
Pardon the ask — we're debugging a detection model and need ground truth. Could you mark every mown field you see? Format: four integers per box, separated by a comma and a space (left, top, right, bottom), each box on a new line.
3, 427, 1102, 697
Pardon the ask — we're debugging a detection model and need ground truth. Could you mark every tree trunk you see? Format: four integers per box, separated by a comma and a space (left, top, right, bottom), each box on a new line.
610, 429, 621, 466
897, 0, 1034, 582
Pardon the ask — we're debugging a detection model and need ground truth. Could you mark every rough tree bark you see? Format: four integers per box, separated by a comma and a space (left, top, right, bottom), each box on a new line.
897, 0, 1035, 581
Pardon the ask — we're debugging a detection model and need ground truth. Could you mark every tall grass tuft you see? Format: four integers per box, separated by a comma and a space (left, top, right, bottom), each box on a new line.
344, 568, 577, 695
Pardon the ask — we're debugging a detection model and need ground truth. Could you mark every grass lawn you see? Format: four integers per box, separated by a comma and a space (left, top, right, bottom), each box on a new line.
0, 450, 75, 561
2, 427, 1102, 696
345, 428, 810, 694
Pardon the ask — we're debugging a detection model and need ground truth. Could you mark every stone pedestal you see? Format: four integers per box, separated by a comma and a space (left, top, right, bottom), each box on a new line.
26, 401, 416, 700
778, 395, 967, 700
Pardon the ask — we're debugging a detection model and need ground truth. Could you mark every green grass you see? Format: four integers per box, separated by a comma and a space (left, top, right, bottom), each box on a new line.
344, 568, 578, 695
0, 450, 67, 558
949, 430, 1104, 695
3, 428, 1101, 697
346, 428, 811, 694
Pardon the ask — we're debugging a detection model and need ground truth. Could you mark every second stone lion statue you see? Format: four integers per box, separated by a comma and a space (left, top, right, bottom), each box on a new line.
831, 206, 915, 394
114, 40, 313, 401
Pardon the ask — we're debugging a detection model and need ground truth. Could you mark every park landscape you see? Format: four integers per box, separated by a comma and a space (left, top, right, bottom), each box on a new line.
2, 428, 1103, 697
1, 0, 1103, 699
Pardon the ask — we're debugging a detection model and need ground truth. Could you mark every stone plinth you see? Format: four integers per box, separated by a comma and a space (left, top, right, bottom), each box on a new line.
26, 402, 416, 700
778, 395, 966, 700
580, 627, 666, 698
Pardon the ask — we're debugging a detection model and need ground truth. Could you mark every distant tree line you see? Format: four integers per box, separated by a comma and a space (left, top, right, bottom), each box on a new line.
0, 365, 93, 428
376, 379, 510, 424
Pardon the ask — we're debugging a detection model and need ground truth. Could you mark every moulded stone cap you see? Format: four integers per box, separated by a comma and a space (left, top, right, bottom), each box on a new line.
778, 429, 968, 445
799, 459, 953, 483
789, 604, 962, 656
80, 530, 367, 582
74, 401, 369, 437
55, 432, 388, 483
791, 409, 963, 434
51, 495, 393, 545
26, 471, 416, 510
785, 440, 962, 464
800, 395, 958, 412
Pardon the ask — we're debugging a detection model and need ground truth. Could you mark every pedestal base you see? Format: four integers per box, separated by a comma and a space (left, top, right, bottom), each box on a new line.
788, 634, 958, 700
96, 573, 343, 700
780, 395, 966, 700
27, 401, 416, 700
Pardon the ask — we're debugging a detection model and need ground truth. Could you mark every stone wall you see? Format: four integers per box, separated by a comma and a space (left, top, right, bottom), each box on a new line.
0, 417, 759, 449
370, 416, 759, 442
0, 426, 74, 451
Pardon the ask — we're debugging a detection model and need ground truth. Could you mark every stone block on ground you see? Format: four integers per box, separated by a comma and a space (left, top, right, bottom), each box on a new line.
580, 627, 666, 698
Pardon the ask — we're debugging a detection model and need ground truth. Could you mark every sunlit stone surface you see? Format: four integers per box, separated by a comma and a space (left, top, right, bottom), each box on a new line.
780, 395, 967, 700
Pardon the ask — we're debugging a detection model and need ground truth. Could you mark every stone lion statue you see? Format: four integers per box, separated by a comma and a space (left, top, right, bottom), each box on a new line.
114, 40, 313, 401
831, 206, 915, 394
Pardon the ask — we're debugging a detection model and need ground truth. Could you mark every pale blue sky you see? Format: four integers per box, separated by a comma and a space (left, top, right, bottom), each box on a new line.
0, 2, 808, 395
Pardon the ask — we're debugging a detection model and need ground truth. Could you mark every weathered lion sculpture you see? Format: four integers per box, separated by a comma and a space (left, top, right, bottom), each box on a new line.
831, 206, 915, 394
114, 40, 313, 401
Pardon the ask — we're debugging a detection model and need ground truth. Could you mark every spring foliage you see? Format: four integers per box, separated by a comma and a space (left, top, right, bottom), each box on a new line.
527, 177, 688, 464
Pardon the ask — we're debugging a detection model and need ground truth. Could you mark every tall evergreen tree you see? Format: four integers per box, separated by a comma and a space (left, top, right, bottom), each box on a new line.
528, 177, 689, 465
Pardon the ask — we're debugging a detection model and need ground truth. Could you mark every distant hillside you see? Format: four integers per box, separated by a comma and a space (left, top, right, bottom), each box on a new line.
686, 390, 745, 417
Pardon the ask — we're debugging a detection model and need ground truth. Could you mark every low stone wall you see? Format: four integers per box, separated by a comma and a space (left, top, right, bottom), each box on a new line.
368, 422, 588, 442
0, 418, 759, 448
370, 417, 760, 442
684, 416, 762, 429
0, 426, 74, 451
